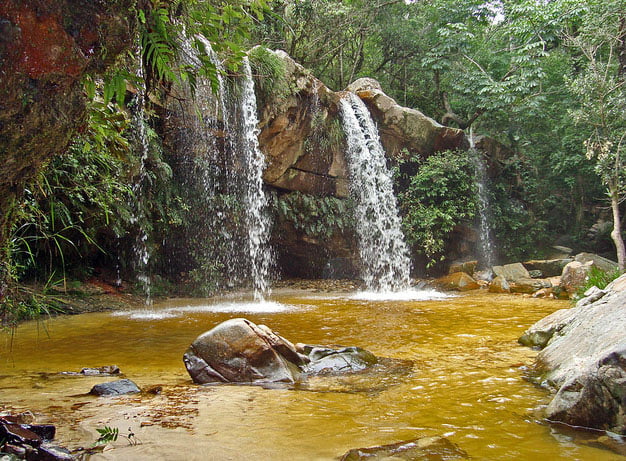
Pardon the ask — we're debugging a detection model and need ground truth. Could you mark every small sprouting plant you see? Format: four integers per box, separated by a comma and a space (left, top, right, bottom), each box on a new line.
95, 426, 140, 446
95, 426, 119, 445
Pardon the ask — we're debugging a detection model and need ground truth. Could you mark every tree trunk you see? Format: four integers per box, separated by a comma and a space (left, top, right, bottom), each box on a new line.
610, 187, 626, 271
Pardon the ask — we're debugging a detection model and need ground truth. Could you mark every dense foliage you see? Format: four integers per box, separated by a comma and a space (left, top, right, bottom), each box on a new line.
396, 150, 478, 266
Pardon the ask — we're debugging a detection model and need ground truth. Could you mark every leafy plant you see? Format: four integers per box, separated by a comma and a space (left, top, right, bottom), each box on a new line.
397, 149, 477, 266
272, 191, 354, 239
94, 426, 140, 446
575, 266, 623, 300
95, 426, 119, 445
248, 46, 291, 105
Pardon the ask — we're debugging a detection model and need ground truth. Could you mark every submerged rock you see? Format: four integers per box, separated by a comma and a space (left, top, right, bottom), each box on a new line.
89, 379, 140, 396
184, 319, 380, 385
520, 273, 626, 434
301, 346, 378, 374
340, 436, 468, 460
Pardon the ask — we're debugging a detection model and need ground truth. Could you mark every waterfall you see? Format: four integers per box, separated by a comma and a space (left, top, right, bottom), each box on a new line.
129, 52, 152, 306
171, 39, 273, 298
238, 57, 274, 300
469, 131, 496, 269
339, 93, 411, 291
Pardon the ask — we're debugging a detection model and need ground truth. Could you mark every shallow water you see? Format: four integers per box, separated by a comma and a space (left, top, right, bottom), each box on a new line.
1, 289, 623, 459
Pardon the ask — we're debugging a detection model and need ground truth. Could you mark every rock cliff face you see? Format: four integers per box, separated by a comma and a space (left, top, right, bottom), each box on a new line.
0, 0, 135, 292
254, 50, 469, 277
256, 52, 469, 195
256, 49, 350, 198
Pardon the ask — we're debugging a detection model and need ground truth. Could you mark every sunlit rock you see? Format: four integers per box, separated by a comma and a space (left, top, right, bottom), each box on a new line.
560, 261, 591, 296
448, 260, 478, 276
488, 275, 510, 293
184, 318, 306, 384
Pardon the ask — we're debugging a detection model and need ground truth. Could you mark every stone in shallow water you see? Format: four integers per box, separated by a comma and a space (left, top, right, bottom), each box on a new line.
184, 319, 381, 385
304, 347, 378, 374
183, 318, 307, 384
339, 436, 468, 460
89, 379, 140, 396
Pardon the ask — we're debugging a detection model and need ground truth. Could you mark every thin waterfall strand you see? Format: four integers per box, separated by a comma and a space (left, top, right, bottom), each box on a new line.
339, 93, 411, 291
129, 51, 152, 306
240, 57, 274, 300
469, 130, 496, 269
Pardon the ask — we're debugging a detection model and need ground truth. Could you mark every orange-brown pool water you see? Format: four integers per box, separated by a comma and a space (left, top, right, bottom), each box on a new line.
1, 289, 623, 459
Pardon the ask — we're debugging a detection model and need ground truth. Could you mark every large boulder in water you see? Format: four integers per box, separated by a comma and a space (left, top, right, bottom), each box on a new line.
183, 318, 308, 384
520, 273, 626, 434
184, 319, 381, 384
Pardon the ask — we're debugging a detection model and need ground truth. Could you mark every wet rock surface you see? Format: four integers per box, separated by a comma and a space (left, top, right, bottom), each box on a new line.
184, 318, 383, 385
340, 436, 468, 460
520, 273, 626, 434
0, 414, 72, 460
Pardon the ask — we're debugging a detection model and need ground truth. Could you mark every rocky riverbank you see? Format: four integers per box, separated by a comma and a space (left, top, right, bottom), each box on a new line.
520, 273, 626, 435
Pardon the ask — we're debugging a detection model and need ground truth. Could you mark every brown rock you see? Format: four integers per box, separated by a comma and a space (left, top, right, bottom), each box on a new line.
560, 261, 592, 295
488, 276, 510, 293
434, 272, 480, 291
183, 318, 307, 384
509, 278, 552, 294
448, 260, 478, 276
346, 78, 468, 159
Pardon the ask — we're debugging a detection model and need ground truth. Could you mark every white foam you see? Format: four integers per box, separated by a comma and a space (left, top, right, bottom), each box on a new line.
111, 310, 178, 320
111, 300, 299, 320
170, 300, 296, 314
349, 289, 454, 301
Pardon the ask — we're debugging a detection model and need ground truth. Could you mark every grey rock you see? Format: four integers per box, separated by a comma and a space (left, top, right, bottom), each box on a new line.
492, 263, 530, 282
521, 274, 626, 433
304, 347, 378, 374
574, 252, 618, 273
575, 286, 607, 307
89, 379, 140, 396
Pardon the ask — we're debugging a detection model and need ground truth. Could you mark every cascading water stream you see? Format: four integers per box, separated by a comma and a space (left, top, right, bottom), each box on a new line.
469, 129, 496, 269
173, 39, 273, 298
129, 53, 152, 306
339, 92, 411, 292
239, 57, 274, 301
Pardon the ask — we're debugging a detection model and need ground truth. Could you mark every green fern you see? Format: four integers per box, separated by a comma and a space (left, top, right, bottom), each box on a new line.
95, 426, 119, 445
